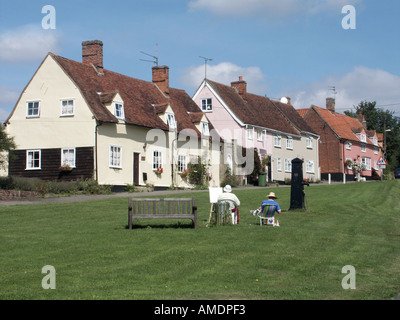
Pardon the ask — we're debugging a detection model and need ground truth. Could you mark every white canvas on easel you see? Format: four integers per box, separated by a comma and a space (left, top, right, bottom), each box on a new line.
208, 187, 223, 223
209, 187, 223, 204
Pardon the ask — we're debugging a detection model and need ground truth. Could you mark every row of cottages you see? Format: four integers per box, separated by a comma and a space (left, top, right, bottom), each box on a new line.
192, 77, 321, 183
298, 98, 382, 182
4, 40, 221, 189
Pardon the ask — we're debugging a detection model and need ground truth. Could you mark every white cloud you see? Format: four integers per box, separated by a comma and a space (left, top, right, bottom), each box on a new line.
181, 62, 268, 94
290, 67, 400, 114
0, 25, 60, 63
188, 0, 363, 17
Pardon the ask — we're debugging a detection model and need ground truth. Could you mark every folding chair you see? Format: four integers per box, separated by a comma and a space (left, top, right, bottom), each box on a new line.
257, 204, 279, 226
216, 199, 238, 225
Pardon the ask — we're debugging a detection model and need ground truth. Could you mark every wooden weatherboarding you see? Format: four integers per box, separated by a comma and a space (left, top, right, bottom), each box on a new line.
128, 198, 198, 229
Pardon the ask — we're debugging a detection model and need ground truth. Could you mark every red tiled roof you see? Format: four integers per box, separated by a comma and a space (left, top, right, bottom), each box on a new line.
207, 80, 316, 136
310, 105, 376, 144
296, 108, 309, 118
51, 53, 203, 136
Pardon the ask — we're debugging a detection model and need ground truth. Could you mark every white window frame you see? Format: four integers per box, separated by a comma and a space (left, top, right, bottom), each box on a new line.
361, 144, 366, 153
284, 158, 292, 173
201, 98, 212, 112
286, 136, 293, 150
374, 147, 378, 155
166, 113, 177, 130
152, 150, 163, 171
360, 134, 366, 143
61, 148, 76, 168
274, 135, 282, 148
247, 127, 253, 140
346, 141, 352, 150
201, 122, 210, 136
26, 101, 40, 118
306, 160, 315, 173
362, 157, 371, 171
61, 99, 74, 116
306, 136, 313, 149
257, 130, 263, 142
26, 150, 41, 170
114, 102, 125, 120
177, 154, 186, 173
109, 145, 122, 168
277, 157, 282, 172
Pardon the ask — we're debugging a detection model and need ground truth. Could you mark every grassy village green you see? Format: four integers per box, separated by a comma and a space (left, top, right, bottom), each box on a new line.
0, 181, 399, 300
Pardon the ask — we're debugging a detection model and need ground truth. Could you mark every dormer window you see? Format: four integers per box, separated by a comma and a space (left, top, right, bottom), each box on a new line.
202, 122, 210, 136
167, 113, 177, 130
114, 103, 124, 120
360, 134, 366, 142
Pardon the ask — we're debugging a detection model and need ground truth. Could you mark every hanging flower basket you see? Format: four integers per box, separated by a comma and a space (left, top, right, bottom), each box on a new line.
155, 167, 163, 175
179, 169, 189, 178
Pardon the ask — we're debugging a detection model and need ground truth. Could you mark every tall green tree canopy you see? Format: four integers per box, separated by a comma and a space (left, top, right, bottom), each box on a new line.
345, 101, 400, 168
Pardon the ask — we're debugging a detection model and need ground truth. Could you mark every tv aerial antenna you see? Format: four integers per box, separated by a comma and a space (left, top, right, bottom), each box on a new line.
140, 43, 159, 66
330, 86, 337, 100
199, 56, 213, 79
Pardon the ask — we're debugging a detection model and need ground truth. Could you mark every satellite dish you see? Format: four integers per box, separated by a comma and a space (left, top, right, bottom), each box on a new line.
280, 97, 289, 104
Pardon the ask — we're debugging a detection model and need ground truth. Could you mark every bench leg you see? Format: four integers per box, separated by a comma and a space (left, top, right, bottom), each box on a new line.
128, 209, 133, 230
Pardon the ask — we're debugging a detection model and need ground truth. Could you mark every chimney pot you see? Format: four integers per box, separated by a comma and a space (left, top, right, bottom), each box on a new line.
82, 40, 104, 74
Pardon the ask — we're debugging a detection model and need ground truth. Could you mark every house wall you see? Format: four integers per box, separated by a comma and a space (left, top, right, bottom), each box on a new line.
5, 54, 97, 180
343, 139, 380, 178
9, 147, 94, 181
193, 85, 245, 147
304, 109, 341, 175
193, 85, 274, 180
97, 124, 220, 188
6, 55, 96, 150
270, 134, 320, 182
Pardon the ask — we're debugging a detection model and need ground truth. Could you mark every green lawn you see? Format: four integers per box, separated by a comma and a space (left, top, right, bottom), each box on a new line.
0, 181, 399, 300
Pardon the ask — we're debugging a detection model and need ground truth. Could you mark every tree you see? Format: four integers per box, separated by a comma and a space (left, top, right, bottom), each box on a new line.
0, 125, 16, 170
345, 101, 400, 168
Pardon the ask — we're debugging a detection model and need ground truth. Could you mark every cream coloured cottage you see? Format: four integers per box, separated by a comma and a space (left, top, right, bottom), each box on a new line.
5, 40, 220, 189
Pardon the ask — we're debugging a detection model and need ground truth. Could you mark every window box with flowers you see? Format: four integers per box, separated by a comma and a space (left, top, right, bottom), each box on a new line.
154, 167, 163, 176
59, 163, 73, 172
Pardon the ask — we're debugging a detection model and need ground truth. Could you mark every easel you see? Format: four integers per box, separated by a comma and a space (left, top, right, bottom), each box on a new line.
207, 187, 223, 224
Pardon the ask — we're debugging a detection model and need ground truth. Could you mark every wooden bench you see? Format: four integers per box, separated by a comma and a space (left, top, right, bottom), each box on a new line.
128, 198, 198, 230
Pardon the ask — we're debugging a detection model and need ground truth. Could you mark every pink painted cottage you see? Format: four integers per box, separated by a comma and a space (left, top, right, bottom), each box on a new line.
193, 77, 320, 183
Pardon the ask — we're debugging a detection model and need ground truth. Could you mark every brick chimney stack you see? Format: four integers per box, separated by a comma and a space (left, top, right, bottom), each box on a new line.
82, 40, 104, 75
326, 97, 335, 113
231, 76, 247, 99
358, 111, 367, 129
152, 65, 169, 96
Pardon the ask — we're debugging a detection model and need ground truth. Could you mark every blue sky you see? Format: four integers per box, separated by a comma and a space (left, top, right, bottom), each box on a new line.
1, 0, 400, 122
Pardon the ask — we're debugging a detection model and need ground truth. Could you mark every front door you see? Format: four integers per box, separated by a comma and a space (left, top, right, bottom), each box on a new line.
133, 153, 140, 186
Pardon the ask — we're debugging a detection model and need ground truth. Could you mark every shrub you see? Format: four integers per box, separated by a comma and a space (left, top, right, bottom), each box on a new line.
220, 167, 241, 188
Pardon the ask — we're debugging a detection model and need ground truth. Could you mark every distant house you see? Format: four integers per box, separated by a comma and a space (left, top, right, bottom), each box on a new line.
5, 40, 220, 188
298, 98, 381, 181
192, 77, 320, 183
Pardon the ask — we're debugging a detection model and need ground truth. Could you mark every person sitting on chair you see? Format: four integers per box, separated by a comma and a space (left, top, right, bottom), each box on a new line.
259, 192, 281, 226
218, 185, 240, 224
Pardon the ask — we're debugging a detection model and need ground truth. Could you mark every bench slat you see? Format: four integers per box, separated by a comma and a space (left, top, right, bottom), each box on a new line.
128, 198, 197, 230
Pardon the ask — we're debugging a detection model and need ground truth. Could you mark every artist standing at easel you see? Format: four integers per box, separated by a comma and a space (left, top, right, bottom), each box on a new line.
218, 185, 241, 224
